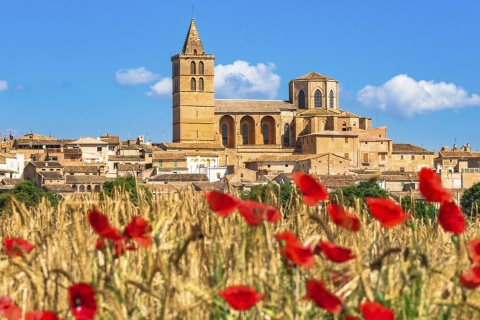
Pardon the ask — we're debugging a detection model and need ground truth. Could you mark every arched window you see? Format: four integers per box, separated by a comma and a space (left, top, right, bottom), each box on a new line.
262, 123, 269, 144
199, 78, 204, 91
190, 78, 196, 91
283, 124, 290, 146
221, 124, 228, 146
190, 61, 196, 74
342, 122, 347, 131
199, 61, 204, 74
298, 90, 306, 109
242, 123, 249, 144
314, 90, 322, 108
193, 49, 197, 55
329, 90, 334, 108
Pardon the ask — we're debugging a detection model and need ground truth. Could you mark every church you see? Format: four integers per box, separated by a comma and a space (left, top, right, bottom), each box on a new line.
158, 19, 433, 178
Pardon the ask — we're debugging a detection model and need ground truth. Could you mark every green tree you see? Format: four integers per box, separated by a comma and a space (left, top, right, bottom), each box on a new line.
330, 181, 389, 207
461, 182, 480, 216
400, 196, 437, 222
103, 176, 151, 204
0, 180, 58, 213
241, 182, 293, 210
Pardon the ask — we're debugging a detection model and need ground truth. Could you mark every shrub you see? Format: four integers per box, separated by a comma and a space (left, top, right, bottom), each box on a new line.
461, 182, 480, 216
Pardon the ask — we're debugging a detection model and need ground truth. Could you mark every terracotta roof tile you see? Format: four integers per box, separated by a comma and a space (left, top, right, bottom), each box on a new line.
149, 173, 209, 182
214, 99, 296, 113
66, 175, 109, 184
42, 184, 75, 193
393, 143, 434, 154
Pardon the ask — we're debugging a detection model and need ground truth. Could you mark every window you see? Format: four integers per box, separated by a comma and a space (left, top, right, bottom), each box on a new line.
363, 153, 369, 163
199, 78, 204, 91
329, 90, 334, 108
262, 123, 269, 144
221, 124, 228, 145
51, 156, 58, 161
159, 161, 163, 167
422, 155, 426, 160
113, 163, 118, 169
314, 90, 322, 108
344, 153, 349, 159
283, 124, 290, 146
190, 61, 196, 74
285, 164, 289, 167
411, 155, 415, 160
342, 122, 347, 131
298, 90, 306, 109
267, 164, 271, 168
97, 146, 102, 152
190, 78, 196, 91
380, 153, 387, 161
174, 161, 177, 167
401, 155, 404, 160
199, 61, 204, 74
242, 123, 249, 144
345, 137, 348, 143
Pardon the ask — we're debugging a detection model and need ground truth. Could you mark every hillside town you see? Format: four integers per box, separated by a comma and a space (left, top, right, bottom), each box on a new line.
1, 19, 479, 201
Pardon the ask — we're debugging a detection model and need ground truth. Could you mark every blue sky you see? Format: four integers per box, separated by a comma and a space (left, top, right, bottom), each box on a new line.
1, 1, 479, 151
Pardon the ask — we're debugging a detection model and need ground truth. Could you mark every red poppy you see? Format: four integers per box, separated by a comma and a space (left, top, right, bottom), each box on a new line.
315, 241, 356, 263
468, 238, 480, 264
330, 272, 350, 287
365, 198, 410, 228
0, 296, 22, 320
419, 168, 452, 203
69, 283, 97, 320
438, 201, 465, 234
3, 238, 35, 258
359, 301, 394, 320
204, 190, 241, 217
303, 279, 342, 314
124, 217, 153, 248
87, 206, 122, 241
344, 316, 360, 320
25, 310, 61, 320
275, 231, 315, 269
237, 200, 281, 226
326, 203, 360, 232
459, 264, 480, 289
218, 285, 265, 311
292, 172, 329, 206
95, 237, 108, 251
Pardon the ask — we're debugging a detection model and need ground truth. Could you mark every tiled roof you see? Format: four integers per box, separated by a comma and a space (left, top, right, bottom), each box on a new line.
291, 72, 336, 81
318, 175, 356, 189
66, 175, 108, 184
42, 184, 75, 193
359, 135, 391, 142
153, 151, 187, 160
100, 135, 120, 144
244, 154, 329, 163
31, 161, 63, 168
39, 172, 65, 179
63, 148, 82, 154
108, 155, 144, 162
389, 191, 425, 202
301, 131, 358, 137
214, 99, 296, 113
438, 151, 475, 158
149, 173, 209, 182
160, 142, 225, 150
117, 164, 145, 171
64, 166, 102, 174
1, 178, 23, 185
192, 182, 228, 192
393, 143, 434, 154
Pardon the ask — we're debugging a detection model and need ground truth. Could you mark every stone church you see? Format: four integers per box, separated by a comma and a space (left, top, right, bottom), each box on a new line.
159, 19, 432, 176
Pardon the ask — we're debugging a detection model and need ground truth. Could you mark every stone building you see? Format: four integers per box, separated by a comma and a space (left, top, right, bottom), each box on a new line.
165, 18, 425, 174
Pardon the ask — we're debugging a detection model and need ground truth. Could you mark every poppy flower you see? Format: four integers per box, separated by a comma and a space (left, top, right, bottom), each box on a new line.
237, 200, 281, 226
365, 198, 410, 228
275, 231, 315, 269
330, 272, 350, 287
69, 283, 97, 320
359, 301, 394, 320
468, 238, 480, 264
204, 190, 241, 217
419, 168, 452, 203
218, 285, 265, 311
0, 296, 22, 320
124, 217, 153, 248
303, 279, 342, 314
3, 238, 35, 258
315, 240, 356, 263
438, 201, 465, 234
25, 310, 61, 320
87, 206, 122, 241
326, 203, 360, 232
459, 264, 480, 289
292, 172, 329, 206
344, 316, 360, 320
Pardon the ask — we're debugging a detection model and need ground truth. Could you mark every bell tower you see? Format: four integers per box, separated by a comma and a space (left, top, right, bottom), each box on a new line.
171, 19, 215, 143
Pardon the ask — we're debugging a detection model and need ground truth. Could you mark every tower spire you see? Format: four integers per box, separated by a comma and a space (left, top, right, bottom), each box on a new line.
182, 18, 204, 55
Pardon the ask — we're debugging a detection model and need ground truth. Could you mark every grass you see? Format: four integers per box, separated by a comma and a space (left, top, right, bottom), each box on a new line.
1, 187, 480, 319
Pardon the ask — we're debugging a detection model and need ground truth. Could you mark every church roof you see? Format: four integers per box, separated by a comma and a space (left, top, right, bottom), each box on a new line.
291, 72, 337, 82
160, 142, 225, 151
214, 99, 296, 113
296, 108, 363, 118
182, 18, 204, 55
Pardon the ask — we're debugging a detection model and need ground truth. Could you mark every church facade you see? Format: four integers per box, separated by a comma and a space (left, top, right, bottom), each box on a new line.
161, 19, 432, 176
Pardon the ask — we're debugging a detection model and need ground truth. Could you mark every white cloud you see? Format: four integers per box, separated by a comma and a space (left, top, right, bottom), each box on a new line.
214, 60, 280, 99
146, 77, 172, 97
0, 80, 8, 91
115, 67, 159, 85
357, 74, 480, 118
